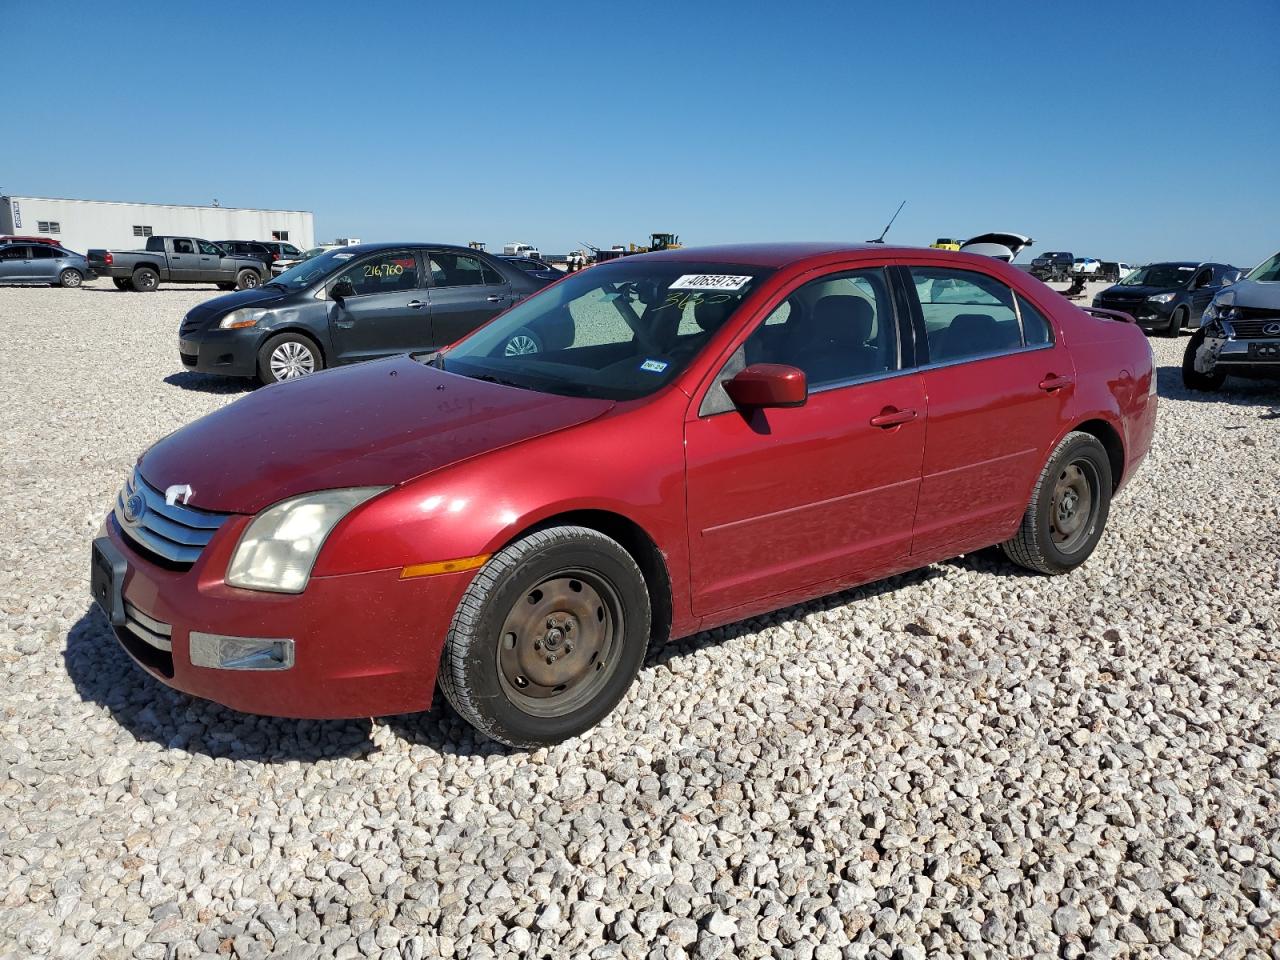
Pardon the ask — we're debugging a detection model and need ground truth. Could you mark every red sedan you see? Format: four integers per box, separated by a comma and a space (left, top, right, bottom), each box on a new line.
92, 243, 1156, 747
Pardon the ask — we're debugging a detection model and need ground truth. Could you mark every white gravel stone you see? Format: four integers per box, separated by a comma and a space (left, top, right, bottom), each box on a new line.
0, 279, 1277, 959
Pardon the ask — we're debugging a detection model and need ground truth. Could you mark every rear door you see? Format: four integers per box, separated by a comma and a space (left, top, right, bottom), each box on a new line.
326, 249, 432, 362
0, 245, 32, 281
425, 251, 512, 346
168, 238, 199, 281
901, 264, 1076, 558
29, 245, 60, 281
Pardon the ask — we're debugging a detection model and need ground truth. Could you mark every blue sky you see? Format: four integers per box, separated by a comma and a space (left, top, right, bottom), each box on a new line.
5, 0, 1278, 265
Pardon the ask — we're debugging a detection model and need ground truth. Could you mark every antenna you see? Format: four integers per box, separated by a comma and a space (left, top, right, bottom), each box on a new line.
868, 200, 906, 243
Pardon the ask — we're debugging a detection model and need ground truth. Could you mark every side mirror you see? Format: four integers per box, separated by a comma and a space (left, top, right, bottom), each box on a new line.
330, 279, 355, 302
724, 363, 807, 409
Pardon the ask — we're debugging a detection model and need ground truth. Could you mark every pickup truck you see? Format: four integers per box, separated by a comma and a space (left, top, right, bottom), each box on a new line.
87, 236, 270, 292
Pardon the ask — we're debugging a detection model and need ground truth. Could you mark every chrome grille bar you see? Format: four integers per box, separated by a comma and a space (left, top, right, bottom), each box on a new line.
114, 469, 230, 565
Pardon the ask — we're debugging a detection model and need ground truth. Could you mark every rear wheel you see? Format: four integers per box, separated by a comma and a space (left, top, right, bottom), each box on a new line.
1166, 306, 1186, 337
112, 277, 132, 291
131, 267, 159, 292
58, 269, 83, 288
256, 332, 322, 384
1001, 432, 1112, 575
1182, 329, 1226, 391
235, 269, 261, 291
439, 526, 651, 748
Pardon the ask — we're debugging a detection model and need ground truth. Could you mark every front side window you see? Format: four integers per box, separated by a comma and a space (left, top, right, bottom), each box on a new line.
334, 251, 420, 297
429, 253, 487, 287
198, 240, 222, 255
438, 260, 771, 400
908, 267, 1022, 363
738, 269, 900, 389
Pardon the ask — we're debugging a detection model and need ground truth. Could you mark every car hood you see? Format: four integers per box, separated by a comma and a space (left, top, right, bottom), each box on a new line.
1214, 279, 1280, 310
1096, 284, 1180, 299
183, 286, 294, 326
139, 356, 615, 513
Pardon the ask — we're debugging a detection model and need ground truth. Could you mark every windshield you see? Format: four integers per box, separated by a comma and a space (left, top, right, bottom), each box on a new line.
268, 247, 357, 288
1119, 264, 1196, 287
435, 260, 772, 400
1246, 252, 1280, 282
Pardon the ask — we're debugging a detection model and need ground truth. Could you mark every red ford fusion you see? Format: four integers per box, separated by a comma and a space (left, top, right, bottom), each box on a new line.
92, 244, 1156, 747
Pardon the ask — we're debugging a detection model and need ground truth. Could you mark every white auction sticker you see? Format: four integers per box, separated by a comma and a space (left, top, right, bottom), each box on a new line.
670, 274, 753, 292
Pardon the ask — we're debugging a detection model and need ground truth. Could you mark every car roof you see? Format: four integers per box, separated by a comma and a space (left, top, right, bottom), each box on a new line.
626, 242, 1029, 271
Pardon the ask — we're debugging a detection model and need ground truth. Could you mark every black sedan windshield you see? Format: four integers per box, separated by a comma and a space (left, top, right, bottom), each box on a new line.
269, 248, 358, 288
435, 260, 771, 400
1119, 264, 1196, 287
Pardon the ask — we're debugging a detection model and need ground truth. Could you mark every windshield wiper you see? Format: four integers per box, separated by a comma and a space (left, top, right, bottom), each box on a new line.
471, 373, 531, 390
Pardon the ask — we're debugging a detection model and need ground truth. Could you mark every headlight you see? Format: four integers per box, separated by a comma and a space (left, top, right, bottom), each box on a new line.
1147, 292, 1176, 304
1201, 300, 1236, 326
226, 487, 388, 593
219, 308, 272, 330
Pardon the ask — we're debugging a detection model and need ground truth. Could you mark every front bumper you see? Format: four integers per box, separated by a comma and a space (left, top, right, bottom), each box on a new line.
94, 512, 476, 718
179, 326, 263, 377
1094, 299, 1174, 328
1198, 331, 1280, 374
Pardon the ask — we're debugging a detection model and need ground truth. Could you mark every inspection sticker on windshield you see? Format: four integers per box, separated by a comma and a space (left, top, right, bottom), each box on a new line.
640, 359, 669, 373
670, 274, 752, 292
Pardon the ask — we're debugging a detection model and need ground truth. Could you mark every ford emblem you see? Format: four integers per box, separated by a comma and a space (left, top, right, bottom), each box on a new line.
1263, 321, 1280, 337
122, 492, 146, 524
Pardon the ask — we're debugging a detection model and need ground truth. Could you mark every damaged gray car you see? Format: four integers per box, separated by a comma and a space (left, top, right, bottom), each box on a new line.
1183, 250, 1280, 391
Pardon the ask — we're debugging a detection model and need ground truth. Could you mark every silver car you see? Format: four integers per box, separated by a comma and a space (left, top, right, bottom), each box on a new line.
0, 243, 95, 287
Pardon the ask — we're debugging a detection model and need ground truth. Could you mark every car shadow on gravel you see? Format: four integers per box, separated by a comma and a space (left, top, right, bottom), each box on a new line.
65, 606, 379, 763
1156, 364, 1280, 407
163, 372, 255, 394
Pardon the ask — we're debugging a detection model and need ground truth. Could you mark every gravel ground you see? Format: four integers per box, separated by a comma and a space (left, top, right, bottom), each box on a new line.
1, 278, 1278, 960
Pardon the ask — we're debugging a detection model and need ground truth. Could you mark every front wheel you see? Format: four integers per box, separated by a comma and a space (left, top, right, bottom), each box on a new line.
439, 526, 651, 748
1182, 329, 1226, 391
1001, 432, 1112, 575
1165, 307, 1186, 337
58, 269, 83, 288
235, 269, 261, 291
256, 332, 322, 384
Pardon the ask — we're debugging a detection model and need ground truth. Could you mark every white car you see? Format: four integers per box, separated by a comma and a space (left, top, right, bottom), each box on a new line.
271, 244, 341, 275
1072, 257, 1102, 276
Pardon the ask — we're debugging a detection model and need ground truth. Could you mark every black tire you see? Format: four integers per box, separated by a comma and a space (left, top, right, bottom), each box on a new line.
1165, 307, 1186, 337
439, 526, 651, 748
131, 267, 160, 292
216, 282, 236, 291
256, 332, 323, 384
58, 269, 83, 288
1182, 329, 1226, 391
235, 269, 261, 291
502, 327, 543, 356
112, 277, 132, 291
1001, 431, 1112, 575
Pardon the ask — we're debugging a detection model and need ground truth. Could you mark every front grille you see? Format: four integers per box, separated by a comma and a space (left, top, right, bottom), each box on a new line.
179, 313, 205, 337
180, 351, 197, 367
115, 469, 229, 567
124, 603, 172, 652
1227, 314, 1280, 339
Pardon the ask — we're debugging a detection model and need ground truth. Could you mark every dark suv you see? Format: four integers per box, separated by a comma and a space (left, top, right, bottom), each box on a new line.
1092, 262, 1240, 336
216, 240, 274, 267
1030, 251, 1073, 282
178, 242, 552, 385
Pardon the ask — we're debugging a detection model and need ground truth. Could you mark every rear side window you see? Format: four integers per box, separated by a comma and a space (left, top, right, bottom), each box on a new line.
908, 267, 1022, 363
31, 246, 56, 259
173, 239, 195, 254
430, 253, 486, 287
1017, 294, 1054, 346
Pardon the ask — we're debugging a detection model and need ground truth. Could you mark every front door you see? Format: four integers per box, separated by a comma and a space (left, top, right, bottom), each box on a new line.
902, 264, 1076, 558
168, 238, 199, 282
197, 240, 229, 282
327, 249, 431, 363
1188, 266, 1217, 321
425, 251, 512, 347
685, 266, 926, 617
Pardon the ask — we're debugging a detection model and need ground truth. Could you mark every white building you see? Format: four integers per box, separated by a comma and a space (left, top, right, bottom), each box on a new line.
0, 195, 315, 254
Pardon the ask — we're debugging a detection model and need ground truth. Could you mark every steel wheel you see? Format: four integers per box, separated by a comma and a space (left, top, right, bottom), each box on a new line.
243, 273, 259, 288
1049, 461, 1098, 554
504, 332, 540, 356
496, 570, 624, 718
269, 340, 316, 380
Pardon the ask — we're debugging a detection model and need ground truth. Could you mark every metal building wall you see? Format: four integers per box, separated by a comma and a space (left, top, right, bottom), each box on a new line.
1, 197, 315, 254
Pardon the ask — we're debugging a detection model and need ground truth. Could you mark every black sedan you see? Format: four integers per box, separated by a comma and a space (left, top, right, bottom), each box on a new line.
178, 243, 553, 384
499, 255, 564, 283
1092, 261, 1240, 336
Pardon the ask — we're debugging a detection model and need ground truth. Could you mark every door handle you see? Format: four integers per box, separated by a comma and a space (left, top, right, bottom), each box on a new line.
335, 320, 354, 329
869, 407, 918, 428
1038, 374, 1073, 392
486, 295, 504, 303
407, 300, 426, 309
